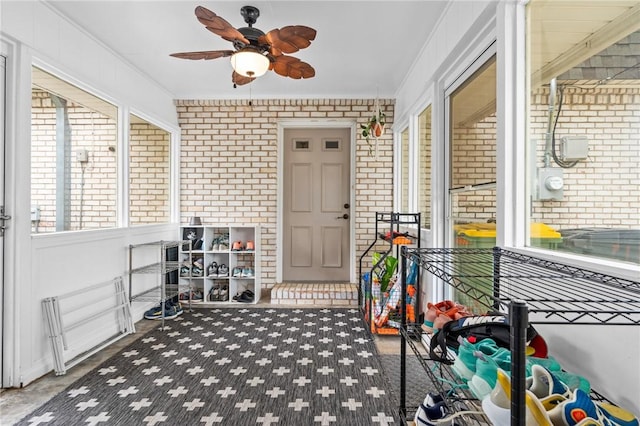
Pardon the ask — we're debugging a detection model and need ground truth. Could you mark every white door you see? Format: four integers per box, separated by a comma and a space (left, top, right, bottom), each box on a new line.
283, 128, 351, 282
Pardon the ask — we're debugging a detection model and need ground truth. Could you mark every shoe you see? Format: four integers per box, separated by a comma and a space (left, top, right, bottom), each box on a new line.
207, 262, 218, 277
217, 264, 229, 277
422, 301, 472, 333
547, 388, 639, 426
180, 265, 191, 277
231, 241, 244, 251
422, 301, 457, 333
191, 266, 203, 277
210, 236, 220, 251
219, 286, 229, 301
232, 266, 243, 277
414, 401, 448, 425
241, 267, 254, 277
191, 290, 204, 302
468, 348, 513, 400
193, 257, 204, 269
482, 368, 553, 426
144, 301, 183, 320
245, 241, 255, 251
234, 289, 254, 303
209, 284, 219, 301
452, 337, 501, 382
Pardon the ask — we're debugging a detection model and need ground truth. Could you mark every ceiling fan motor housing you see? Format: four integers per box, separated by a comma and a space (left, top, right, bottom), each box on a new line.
241, 6, 260, 26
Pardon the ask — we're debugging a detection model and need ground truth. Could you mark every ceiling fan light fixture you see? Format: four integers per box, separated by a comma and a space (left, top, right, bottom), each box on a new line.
231, 49, 270, 78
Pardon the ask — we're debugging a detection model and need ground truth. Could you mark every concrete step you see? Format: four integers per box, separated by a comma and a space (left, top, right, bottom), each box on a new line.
270, 283, 358, 307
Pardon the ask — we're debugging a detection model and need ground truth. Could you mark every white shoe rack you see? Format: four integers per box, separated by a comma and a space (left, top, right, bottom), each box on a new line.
179, 225, 261, 304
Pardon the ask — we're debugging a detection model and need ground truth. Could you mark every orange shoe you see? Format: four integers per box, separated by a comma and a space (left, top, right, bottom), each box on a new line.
422, 301, 457, 333
245, 241, 255, 251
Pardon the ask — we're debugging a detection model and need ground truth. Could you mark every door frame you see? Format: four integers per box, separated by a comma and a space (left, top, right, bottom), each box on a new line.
1, 37, 18, 388
276, 120, 357, 284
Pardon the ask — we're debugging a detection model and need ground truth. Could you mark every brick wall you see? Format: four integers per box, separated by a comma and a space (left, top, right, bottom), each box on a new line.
530, 87, 640, 229
31, 91, 172, 231
175, 98, 395, 288
418, 107, 432, 228
129, 121, 171, 225
451, 114, 498, 223
31, 90, 118, 232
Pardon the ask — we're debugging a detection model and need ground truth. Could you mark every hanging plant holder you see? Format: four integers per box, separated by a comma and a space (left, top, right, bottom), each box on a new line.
361, 98, 386, 158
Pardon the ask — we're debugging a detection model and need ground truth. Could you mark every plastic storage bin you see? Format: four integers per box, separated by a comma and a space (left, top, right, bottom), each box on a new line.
455, 222, 562, 249
559, 228, 639, 264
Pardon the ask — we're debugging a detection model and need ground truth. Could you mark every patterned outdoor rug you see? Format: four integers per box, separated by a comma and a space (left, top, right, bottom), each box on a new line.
17, 307, 401, 425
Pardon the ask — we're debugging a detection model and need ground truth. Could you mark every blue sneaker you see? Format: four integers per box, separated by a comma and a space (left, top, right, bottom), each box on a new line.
144, 301, 182, 320
548, 388, 639, 426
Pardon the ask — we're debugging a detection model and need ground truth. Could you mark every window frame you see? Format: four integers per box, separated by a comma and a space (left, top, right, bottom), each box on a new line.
29, 62, 179, 234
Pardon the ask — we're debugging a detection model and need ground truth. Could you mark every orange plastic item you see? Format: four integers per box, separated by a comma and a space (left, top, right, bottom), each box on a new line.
392, 236, 412, 245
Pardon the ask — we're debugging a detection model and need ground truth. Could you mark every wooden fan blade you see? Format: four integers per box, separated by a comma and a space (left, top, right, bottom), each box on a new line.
232, 71, 255, 86
270, 55, 315, 79
170, 50, 234, 60
259, 25, 317, 55
195, 6, 250, 45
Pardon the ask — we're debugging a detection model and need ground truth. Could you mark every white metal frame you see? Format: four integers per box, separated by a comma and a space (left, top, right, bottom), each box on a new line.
42, 277, 134, 376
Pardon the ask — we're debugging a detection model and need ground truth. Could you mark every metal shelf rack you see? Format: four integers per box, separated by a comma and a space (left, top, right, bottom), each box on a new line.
128, 240, 191, 329
399, 247, 640, 425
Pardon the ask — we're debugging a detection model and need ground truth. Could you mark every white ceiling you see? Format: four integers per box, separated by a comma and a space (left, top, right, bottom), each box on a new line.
46, 0, 449, 100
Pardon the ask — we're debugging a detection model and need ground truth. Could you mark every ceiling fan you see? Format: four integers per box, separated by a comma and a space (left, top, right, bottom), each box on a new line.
170, 5, 317, 87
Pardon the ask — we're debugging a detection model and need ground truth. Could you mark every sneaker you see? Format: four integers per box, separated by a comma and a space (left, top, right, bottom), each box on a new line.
207, 262, 218, 277
547, 388, 639, 426
422, 392, 444, 408
210, 236, 220, 251
144, 301, 182, 320
468, 349, 513, 400
193, 257, 204, 269
219, 286, 229, 301
232, 266, 243, 277
482, 368, 553, 426
422, 300, 472, 333
452, 337, 501, 382
241, 267, 254, 277
236, 289, 254, 303
191, 290, 204, 302
209, 285, 220, 301
414, 401, 448, 425
231, 241, 244, 251
245, 241, 255, 251
180, 265, 191, 277
217, 264, 229, 277
191, 266, 203, 277
422, 300, 457, 333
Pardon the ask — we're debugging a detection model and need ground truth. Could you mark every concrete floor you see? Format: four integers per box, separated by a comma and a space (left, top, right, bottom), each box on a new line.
0, 296, 407, 425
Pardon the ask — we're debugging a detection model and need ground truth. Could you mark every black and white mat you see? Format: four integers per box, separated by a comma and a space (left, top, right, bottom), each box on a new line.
17, 308, 401, 425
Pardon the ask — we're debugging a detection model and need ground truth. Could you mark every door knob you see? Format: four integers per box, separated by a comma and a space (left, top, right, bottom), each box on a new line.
335, 213, 349, 220
343, 203, 350, 209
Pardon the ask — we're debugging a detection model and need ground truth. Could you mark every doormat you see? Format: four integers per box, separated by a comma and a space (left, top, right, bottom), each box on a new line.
17, 307, 401, 425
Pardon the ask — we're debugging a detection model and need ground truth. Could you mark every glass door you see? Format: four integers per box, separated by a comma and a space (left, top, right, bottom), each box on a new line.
445, 52, 497, 312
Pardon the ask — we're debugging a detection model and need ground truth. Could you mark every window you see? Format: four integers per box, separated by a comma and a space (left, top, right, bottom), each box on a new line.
31, 67, 118, 233
418, 105, 432, 228
129, 114, 171, 225
526, 1, 639, 263
448, 56, 497, 246
399, 127, 410, 212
